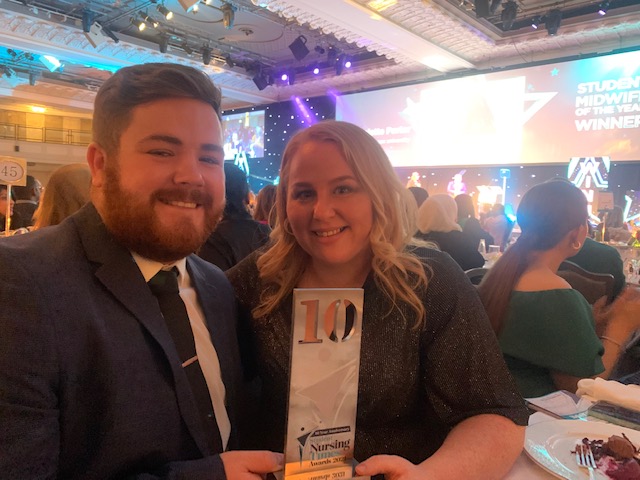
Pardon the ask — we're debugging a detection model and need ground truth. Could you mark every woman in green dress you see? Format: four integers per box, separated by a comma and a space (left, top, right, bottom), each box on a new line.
478, 180, 640, 397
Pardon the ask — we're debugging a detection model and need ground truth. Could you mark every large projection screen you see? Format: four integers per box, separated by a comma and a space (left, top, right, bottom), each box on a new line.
336, 50, 640, 167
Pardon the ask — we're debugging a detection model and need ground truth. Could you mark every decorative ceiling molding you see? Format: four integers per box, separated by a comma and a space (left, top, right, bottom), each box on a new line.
260, 0, 474, 72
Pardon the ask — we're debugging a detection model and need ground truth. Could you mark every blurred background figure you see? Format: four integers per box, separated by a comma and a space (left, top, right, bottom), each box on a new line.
0, 184, 22, 233
198, 163, 271, 271
483, 203, 513, 251
415, 194, 485, 271
446, 171, 467, 196
408, 186, 429, 208
405, 171, 422, 188
597, 205, 631, 243
253, 184, 277, 228
32, 164, 91, 230
11, 175, 42, 229
455, 193, 494, 252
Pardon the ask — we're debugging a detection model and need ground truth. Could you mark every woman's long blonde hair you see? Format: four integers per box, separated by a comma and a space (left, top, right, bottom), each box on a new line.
255, 121, 429, 326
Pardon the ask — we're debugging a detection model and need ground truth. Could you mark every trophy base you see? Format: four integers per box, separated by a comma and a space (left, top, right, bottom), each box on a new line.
273, 459, 370, 480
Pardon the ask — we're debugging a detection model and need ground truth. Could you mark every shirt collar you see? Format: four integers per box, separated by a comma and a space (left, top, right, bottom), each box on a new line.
131, 252, 187, 284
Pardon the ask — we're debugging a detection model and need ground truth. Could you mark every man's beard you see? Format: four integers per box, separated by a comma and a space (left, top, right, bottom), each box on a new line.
100, 162, 223, 263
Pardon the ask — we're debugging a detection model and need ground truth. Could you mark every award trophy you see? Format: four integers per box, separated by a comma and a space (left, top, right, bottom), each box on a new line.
280, 288, 369, 480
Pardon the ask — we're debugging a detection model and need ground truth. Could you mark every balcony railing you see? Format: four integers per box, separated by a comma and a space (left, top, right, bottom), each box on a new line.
0, 122, 91, 146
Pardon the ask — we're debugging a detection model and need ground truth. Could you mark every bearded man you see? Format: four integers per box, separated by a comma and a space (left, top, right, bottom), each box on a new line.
0, 63, 281, 480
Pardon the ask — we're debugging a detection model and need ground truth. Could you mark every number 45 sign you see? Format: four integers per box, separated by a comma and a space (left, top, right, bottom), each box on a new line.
0, 156, 27, 187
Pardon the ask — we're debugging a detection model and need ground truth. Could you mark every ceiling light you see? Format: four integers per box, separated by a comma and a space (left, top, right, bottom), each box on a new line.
474, 0, 490, 18
28, 71, 39, 86
312, 64, 320, 75
177, 0, 199, 12
598, 1, 609, 15
287, 69, 296, 85
224, 54, 235, 67
192, 4, 199, 13
39, 54, 62, 72
366, 0, 397, 11
336, 53, 348, 75
31, 105, 46, 113
489, 0, 501, 15
248, 63, 271, 90
221, 3, 236, 29
288, 35, 310, 61
142, 14, 159, 28
327, 46, 337, 64
1, 66, 16, 78
545, 8, 562, 35
202, 46, 212, 65
102, 25, 120, 43
500, 0, 517, 30
82, 9, 94, 33
132, 17, 146, 31
157, 5, 174, 20
159, 36, 169, 53
531, 15, 541, 29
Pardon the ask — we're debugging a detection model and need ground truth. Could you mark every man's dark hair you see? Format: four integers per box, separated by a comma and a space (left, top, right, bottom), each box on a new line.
12, 175, 37, 200
93, 63, 222, 157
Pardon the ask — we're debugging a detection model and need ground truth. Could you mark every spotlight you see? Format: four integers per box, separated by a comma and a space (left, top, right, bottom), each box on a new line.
249, 63, 271, 91
545, 8, 562, 35
182, 42, 194, 54
489, 0, 501, 15
177, 0, 199, 12
221, 3, 236, 29
159, 35, 169, 53
531, 15, 541, 29
157, 4, 174, 20
312, 64, 320, 75
224, 54, 235, 67
287, 69, 296, 85
202, 46, 212, 65
314, 45, 325, 55
28, 71, 39, 86
280, 72, 288, 82
1, 66, 16, 78
288, 35, 310, 61
6, 49, 17, 58
500, 0, 517, 30
82, 9, 94, 33
102, 26, 120, 43
598, 1, 609, 15
345, 59, 351, 69
39, 54, 62, 72
327, 46, 337, 64
474, 0, 490, 18
192, 3, 199, 13
132, 17, 146, 31
335, 53, 347, 75
142, 14, 159, 28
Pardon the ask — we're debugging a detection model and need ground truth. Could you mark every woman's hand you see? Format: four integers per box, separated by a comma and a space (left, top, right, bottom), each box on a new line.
355, 455, 431, 480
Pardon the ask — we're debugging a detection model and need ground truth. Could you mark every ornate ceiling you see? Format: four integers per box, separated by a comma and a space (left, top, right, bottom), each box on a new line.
0, 0, 639, 114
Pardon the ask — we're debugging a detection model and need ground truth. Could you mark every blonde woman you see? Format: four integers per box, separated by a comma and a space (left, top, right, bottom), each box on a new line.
227, 121, 527, 479
33, 163, 91, 229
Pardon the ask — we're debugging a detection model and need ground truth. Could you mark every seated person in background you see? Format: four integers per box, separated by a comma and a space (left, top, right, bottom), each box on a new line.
598, 205, 632, 243
227, 120, 528, 480
10, 174, 42, 228
408, 185, 429, 208
33, 163, 92, 229
415, 194, 485, 271
198, 163, 271, 271
483, 203, 512, 251
568, 236, 626, 300
455, 193, 494, 251
253, 184, 277, 228
0, 185, 24, 233
478, 181, 640, 398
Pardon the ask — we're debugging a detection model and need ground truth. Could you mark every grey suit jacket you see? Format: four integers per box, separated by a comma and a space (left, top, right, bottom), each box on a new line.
0, 203, 242, 479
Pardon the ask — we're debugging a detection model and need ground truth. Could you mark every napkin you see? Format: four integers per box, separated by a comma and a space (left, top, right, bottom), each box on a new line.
576, 377, 640, 412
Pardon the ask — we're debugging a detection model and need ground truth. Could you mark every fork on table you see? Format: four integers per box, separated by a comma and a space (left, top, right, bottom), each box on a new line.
575, 444, 596, 480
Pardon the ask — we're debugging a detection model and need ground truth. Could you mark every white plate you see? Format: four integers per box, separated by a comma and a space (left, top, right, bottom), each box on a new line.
525, 419, 640, 479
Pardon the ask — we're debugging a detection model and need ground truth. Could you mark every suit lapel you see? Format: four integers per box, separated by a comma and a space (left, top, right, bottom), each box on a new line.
72, 203, 212, 455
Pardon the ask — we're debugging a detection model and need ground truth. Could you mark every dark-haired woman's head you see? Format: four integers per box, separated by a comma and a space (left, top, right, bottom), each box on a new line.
517, 180, 588, 251
455, 194, 475, 220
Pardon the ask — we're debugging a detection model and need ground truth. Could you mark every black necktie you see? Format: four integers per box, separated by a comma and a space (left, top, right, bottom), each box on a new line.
148, 267, 223, 452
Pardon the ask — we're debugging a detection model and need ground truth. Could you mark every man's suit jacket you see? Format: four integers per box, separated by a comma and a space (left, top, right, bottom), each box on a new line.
0, 203, 243, 479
